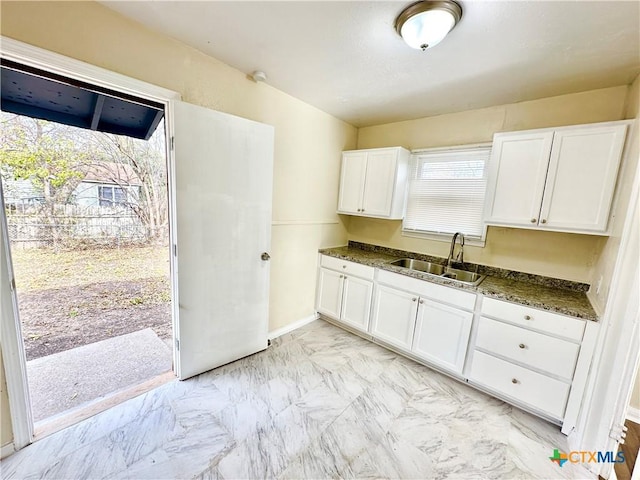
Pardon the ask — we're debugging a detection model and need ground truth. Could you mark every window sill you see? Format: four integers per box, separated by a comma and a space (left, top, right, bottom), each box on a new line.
401, 229, 486, 247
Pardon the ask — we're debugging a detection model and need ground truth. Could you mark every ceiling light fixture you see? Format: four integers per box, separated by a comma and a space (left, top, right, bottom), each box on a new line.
395, 0, 462, 51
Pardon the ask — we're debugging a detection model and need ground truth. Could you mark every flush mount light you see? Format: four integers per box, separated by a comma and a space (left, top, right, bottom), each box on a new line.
395, 0, 462, 51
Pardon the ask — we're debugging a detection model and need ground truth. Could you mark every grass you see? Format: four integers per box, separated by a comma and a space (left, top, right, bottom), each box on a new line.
11, 245, 171, 293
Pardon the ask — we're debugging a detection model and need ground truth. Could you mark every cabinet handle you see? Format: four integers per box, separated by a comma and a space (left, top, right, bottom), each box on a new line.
342, 265, 347, 269
419, 299, 424, 304
541, 219, 547, 224
412, 297, 417, 302
524, 315, 531, 320
530, 218, 537, 223
339, 275, 344, 279
512, 378, 519, 384
519, 343, 526, 349
357, 208, 362, 212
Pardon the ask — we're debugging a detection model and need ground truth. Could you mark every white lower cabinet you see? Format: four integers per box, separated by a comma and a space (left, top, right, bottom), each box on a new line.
469, 297, 590, 423
316, 254, 597, 430
341, 276, 374, 331
370, 285, 419, 350
470, 351, 571, 419
316, 257, 373, 333
316, 268, 343, 319
371, 277, 474, 374
412, 299, 473, 373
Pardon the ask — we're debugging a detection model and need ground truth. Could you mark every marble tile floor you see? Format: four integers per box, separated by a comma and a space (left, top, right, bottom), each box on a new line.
1, 319, 594, 479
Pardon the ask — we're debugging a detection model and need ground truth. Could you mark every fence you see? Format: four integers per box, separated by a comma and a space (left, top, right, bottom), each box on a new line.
6, 204, 168, 249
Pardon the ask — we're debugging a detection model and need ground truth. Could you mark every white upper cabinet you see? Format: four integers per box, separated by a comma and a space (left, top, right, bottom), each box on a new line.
337, 147, 410, 219
337, 151, 367, 214
540, 126, 627, 232
484, 121, 628, 234
484, 132, 554, 227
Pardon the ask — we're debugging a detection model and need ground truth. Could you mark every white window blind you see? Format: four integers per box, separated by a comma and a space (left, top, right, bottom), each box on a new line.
403, 146, 491, 238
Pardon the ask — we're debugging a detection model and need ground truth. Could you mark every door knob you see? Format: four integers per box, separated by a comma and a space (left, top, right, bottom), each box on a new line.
261, 252, 271, 261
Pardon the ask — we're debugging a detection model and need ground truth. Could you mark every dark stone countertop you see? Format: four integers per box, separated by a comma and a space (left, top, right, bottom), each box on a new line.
319, 243, 598, 322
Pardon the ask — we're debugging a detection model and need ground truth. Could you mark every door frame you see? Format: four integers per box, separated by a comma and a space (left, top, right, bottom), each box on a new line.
0, 37, 181, 449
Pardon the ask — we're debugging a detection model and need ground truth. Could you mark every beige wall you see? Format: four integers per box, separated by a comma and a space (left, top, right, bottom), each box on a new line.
627, 75, 640, 413
589, 73, 640, 412
352, 86, 629, 282
588, 75, 640, 315
0, 0, 357, 330
0, 0, 357, 446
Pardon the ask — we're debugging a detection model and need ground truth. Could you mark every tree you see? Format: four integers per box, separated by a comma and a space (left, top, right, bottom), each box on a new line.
0, 113, 90, 209
0, 112, 169, 246
88, 124, 168, 240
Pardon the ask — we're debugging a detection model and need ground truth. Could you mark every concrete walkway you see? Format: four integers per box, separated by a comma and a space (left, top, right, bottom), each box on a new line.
26, 328, 172, 423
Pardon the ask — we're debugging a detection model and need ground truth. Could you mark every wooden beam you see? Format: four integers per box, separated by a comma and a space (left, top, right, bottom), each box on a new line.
90, 94, 105, 130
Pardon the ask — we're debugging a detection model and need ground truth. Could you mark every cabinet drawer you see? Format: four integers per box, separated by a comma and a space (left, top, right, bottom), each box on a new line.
470, 351, 570, 419
481, 297, 585, 341
476, 317, 580, 380
320, 255, 374, 280
377, 269, 476, 311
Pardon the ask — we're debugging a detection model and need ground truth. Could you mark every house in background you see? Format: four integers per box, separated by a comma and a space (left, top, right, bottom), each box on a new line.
1, 178, 43, 207
2, 162, 141, 208
73, 162, 142, 208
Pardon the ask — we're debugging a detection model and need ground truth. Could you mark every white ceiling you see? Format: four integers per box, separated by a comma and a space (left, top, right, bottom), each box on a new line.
102, 1, 640, 127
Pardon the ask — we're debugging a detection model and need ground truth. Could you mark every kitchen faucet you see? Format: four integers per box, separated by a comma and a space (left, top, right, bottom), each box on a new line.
447, 232, 464, 267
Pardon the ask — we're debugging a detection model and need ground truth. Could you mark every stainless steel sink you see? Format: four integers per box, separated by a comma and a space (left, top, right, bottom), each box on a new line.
387, 258, 485, 286
441, 267, 485, 286
387, 258, 445, 275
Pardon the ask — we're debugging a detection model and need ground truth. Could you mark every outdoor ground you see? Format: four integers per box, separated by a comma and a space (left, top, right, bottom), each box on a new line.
11, 245, 172, 361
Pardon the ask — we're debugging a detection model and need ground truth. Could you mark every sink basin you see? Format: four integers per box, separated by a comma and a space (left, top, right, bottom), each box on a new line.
387, 258, 485, 286
442, 267, 485, 286
387, 258, 444, 275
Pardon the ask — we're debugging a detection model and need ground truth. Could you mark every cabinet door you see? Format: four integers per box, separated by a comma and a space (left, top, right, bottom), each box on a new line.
338, 152, 367, 214
361, 150, 398, 217
484, 132, 553, 226
316, 268, 343, 319
412, 299, 473, 373
341, 276, 373, 333
539, 125, 627, 232
371, 285, 418, 351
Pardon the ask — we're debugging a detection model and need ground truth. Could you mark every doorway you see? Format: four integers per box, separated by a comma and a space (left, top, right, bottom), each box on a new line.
0, 62, 175, 435
2, 38, 274, 453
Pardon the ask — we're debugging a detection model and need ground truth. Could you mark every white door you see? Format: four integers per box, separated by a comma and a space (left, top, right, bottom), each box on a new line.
484, 132, 553, 226
172, 101, 274, 380
340, 276, 373, 332
362, 150, 397, 217
412, 299, 473, 373
316, 268, 344, 319
539, 125, 627, 232
337, 152, 367, 214
371, 285, 418, 350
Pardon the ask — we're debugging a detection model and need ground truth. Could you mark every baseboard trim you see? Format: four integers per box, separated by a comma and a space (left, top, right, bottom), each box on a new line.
1, 442, 15, 459
268, 313, 319, 340
627, 406, 640, 424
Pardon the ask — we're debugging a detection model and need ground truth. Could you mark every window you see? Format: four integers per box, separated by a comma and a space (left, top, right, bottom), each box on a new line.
403, 145, 491, 241
98, 185, 126, 206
